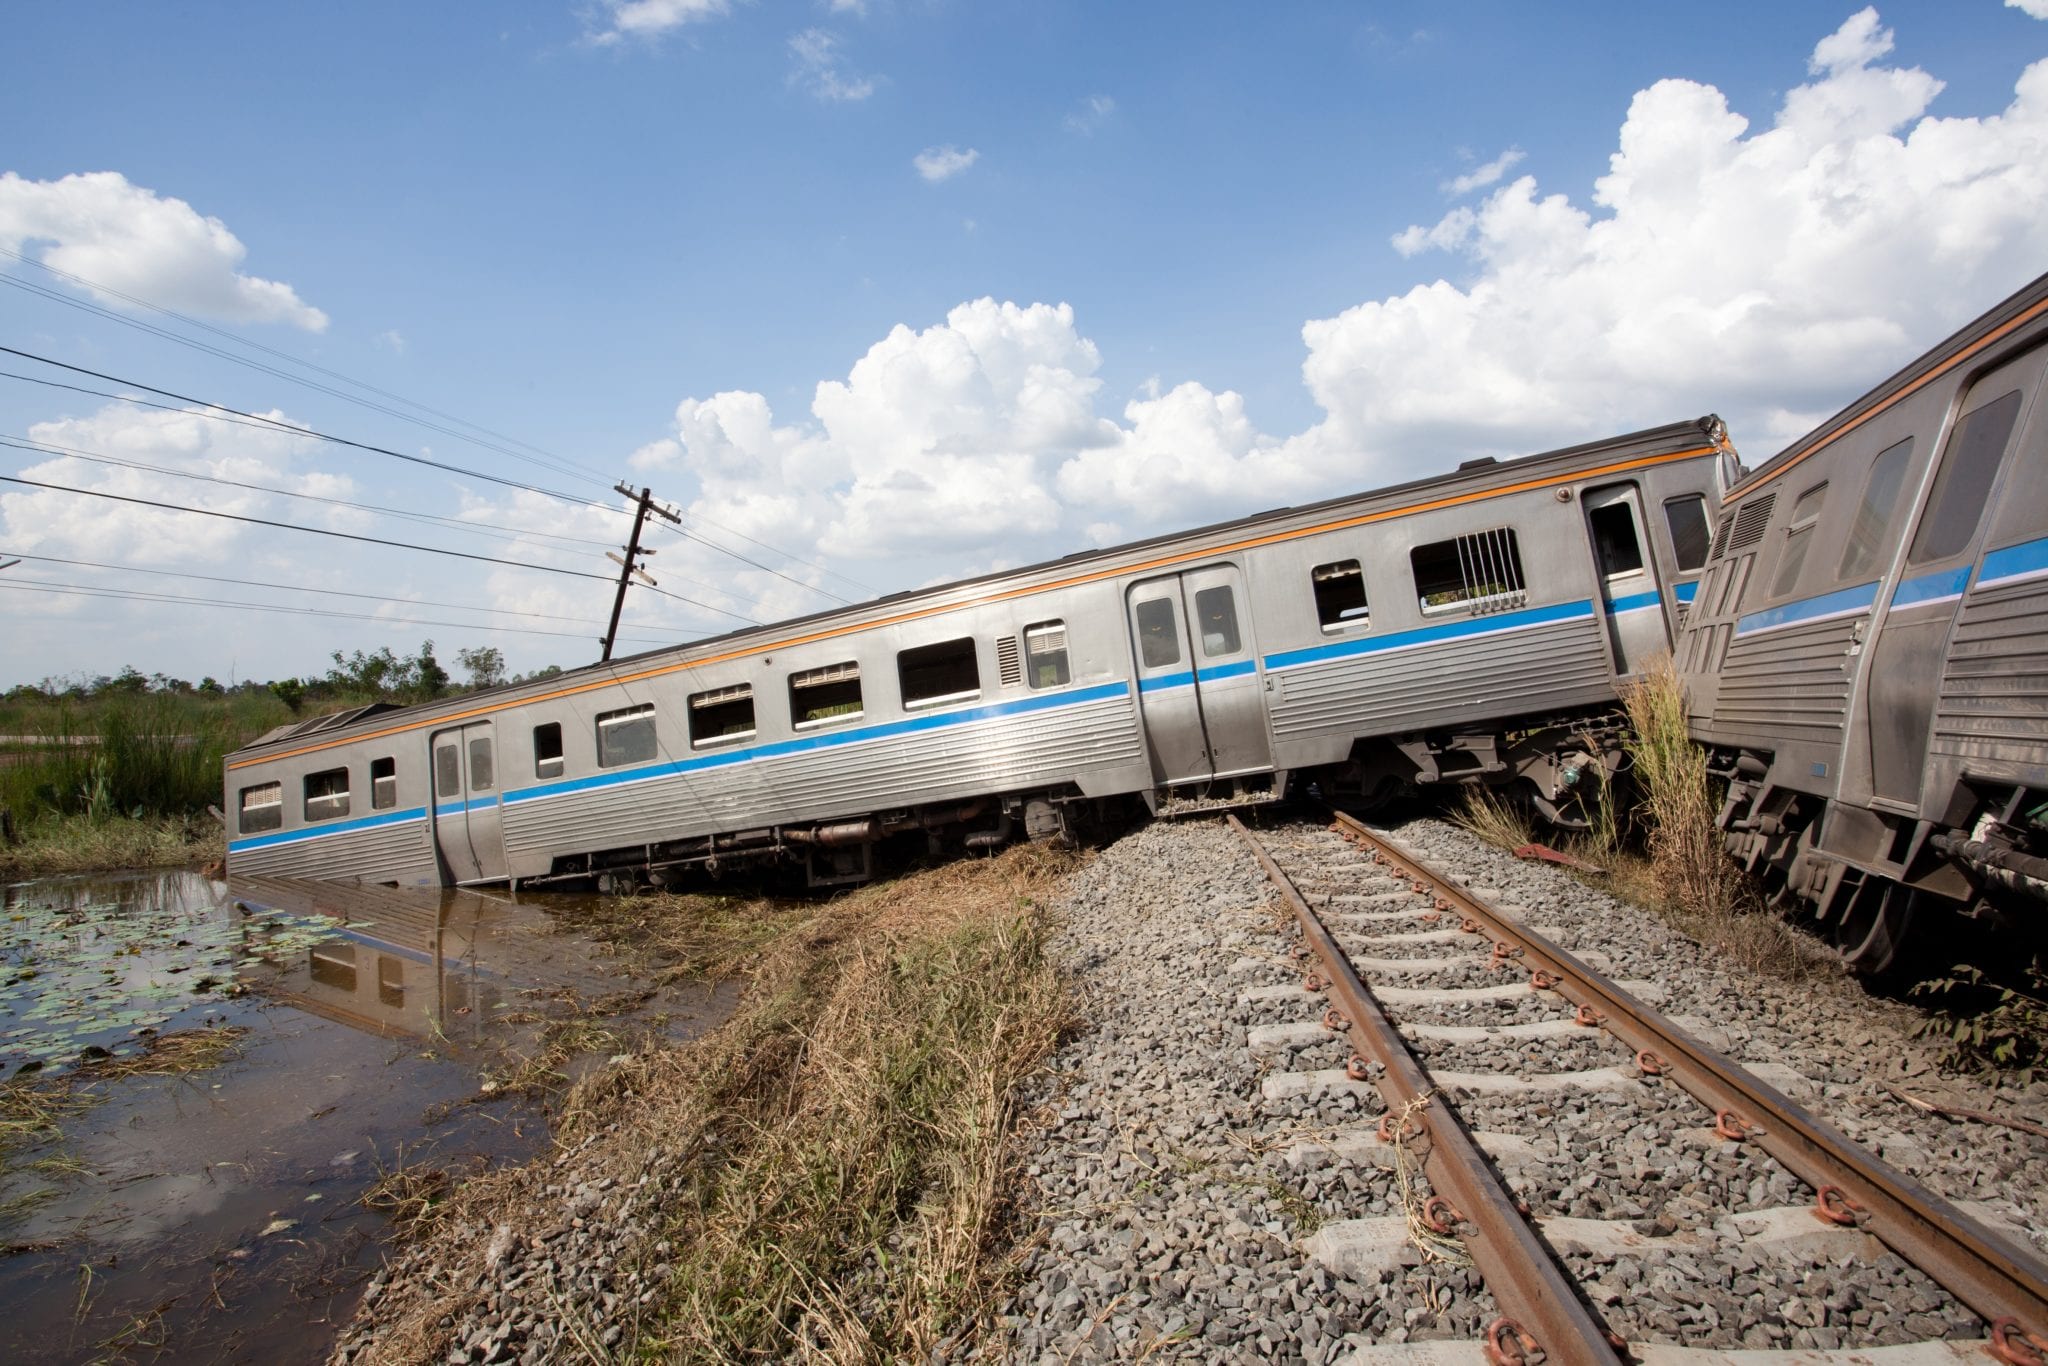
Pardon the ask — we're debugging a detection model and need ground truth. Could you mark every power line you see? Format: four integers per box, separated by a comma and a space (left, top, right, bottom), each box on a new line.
0, 577, 677, 646
0, 471, 616, 581
0, 551, 627, 628
0, 345, 623, 514
1, 257, 878, 596
652, 518, 854, 606
0, 250, 616, 490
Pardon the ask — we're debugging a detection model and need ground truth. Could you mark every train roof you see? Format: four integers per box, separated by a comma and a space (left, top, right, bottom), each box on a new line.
1727, 269, 2048, 503
230, 412, 1726, 764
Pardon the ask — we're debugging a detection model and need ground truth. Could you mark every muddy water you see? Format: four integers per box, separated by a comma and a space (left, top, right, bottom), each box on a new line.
0, 870, 736, 1364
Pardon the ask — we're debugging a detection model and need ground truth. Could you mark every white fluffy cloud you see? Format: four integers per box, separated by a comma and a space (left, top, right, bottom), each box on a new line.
2008, 0, 2048, 20
1442, 147, 1524, 196
589, 0, 730, 44
913, 146, 979, 182
616, 7, 2048, 599
1340, 6, 2048, 455
1065, 94, 1116, 135
0, 172, 328, 331
789, 28, 876, 102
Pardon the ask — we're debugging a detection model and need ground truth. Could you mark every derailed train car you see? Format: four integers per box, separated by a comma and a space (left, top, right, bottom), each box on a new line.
224, 417, 1733, 889
1676, 271, 2048, 974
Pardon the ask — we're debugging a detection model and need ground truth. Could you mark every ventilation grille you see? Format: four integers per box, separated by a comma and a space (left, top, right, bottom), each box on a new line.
996, 635, 1023, 688
1727, 493, 1777, 555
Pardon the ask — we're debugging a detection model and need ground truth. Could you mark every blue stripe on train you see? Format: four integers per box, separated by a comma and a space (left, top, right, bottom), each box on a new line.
1603, 590, 1662, 614
1890, 566, 1971, 609
501, 679, 1134, 808
1262, 598, 1596, 673
1976, 534, 2048, 589
229, 805, 427, 854
1672, 580, 1698, 604
1735, 581, 1881, 638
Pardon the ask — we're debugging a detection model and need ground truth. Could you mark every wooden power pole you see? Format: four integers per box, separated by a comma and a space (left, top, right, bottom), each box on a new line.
600, 483, 682, 662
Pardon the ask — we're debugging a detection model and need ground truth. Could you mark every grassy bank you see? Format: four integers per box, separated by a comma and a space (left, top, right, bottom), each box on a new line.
0, 812, 220, 880
351, 844, 1079, 1364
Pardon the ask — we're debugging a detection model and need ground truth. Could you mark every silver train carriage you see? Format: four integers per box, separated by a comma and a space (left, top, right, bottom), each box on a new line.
223, 417, 1736, 890
1676, 270, 2048, 975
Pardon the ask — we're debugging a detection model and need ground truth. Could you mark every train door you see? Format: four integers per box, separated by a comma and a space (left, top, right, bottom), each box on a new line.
1860, 352, 2041, 808
429, 721, 507, 885
1126, 564, 1272, 786
1582, 483, 1668, 678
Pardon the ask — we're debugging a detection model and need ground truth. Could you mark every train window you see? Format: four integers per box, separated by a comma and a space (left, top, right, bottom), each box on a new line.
1412, 527, 1526, 614
1589, 503, 1645, 578
1838, 437, 1913, 580
1312, 560, 1370, 630
689, 685, 755, 747
467, 737, 494, 792
790, 663, 863, 727
1909, 389, 2021, 564
1662, 496, 1711, 572
239, 781, 283, 834
304, 767, 351, 822
533, 722, 564, 779
1024, 622, 1071, 688
1769, 483, 1829, 598
435, 744, 461, 798
1134, 599, 1180, 667
370, 756, 397, 810
1193, 587, 1242, 656
899, 638, 981, 708
597, 702, 658, 767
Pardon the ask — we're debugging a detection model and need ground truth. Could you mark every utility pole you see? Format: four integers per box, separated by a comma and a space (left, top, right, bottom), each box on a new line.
600, 483, 682, 662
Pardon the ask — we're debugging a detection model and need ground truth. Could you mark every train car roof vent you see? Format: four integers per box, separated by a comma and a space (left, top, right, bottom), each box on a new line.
277, 702, 403, 740
1458, 456, 1497, 470
1726, 492, 1777, 555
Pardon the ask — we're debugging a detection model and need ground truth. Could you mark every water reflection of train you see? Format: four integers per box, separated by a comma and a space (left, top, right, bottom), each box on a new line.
228, 879, 518, 1043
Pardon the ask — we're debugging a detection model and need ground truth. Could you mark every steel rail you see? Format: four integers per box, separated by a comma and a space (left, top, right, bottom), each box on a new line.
1327, 808, 2048, 1347
1227, 816, 1626, 1365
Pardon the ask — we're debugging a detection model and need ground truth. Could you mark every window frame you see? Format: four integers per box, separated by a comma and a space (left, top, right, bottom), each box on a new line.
898, 637, 982, 710
370, 756, 397, 810
1662, 495, 1712, 573
687, 684, 756, 749
1908, 389, 2021, 566
533, 721, 565, 779
596, 701, 659, 769
1134, 598, 1181, 668
1768, 481, 1829, 600
789, 662, 864, 729
1312, 559, 1370, 632
1023, 622, 1071, 690
239, 780, 283, 834
1838, 437, 1913, 581
1411, 526, 1528, 616
303, 766, 352, 823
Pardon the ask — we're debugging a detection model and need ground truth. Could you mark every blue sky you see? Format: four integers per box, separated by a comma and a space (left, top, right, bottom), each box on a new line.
4, 1, 2046, 687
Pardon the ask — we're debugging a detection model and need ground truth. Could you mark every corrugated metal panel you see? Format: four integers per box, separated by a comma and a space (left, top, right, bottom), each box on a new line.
231, 820, 433, 880
1269, 619, 1610, 740
1931, 579, 2048, 761
1713, 618, 1857, 738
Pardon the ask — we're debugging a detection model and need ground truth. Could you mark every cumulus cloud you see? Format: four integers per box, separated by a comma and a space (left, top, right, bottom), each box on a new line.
1442, 147, 1524, 196
1065, 94, 1116, 135
0, 402, 353, 573
0, 172, 328, 331
913, 145, 979, 182
2011, 0, 2048, 19
598, 7, 2048, 609
588, 0, 730, 44
789, 28, 876, 101
1351, 5, 2048, 455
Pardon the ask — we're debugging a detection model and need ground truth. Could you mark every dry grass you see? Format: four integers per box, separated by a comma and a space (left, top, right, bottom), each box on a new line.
1619, 657, 1824, 980
2, 1027, 246, 1180
348, 843, 1082, 1365
0, 812, 220, 880
1449, 786, 1535, 852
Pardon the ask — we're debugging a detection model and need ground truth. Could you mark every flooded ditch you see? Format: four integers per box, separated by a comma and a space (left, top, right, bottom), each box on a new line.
0, 868, 738, 1363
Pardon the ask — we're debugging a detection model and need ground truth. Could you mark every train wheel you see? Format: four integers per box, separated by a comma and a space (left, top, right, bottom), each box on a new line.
1831, 879, 1919, 979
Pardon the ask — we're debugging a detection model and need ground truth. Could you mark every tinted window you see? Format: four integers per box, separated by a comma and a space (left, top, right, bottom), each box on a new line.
1024, 622, 1071, 689
370, 756, 397, 810
1663, 496, 1711, 572
435, 744, 460, 798
1312, 560, 1369, 628
467, 737, 494, 792
598, 703, 658, 767
1839, 438, 1913, 580
534, 722, 564, 779
1193, 586, 1242, 656
1770, 482, 1828, 599
1909, 390, 2019, 564
304, 767, 350, 822
239, 781, 283, 834
1135, 598, 1180, 668
898, 639, 980, 707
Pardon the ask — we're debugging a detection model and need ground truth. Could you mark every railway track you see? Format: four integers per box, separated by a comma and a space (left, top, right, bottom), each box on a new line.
1229, 810, 2048, 1365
